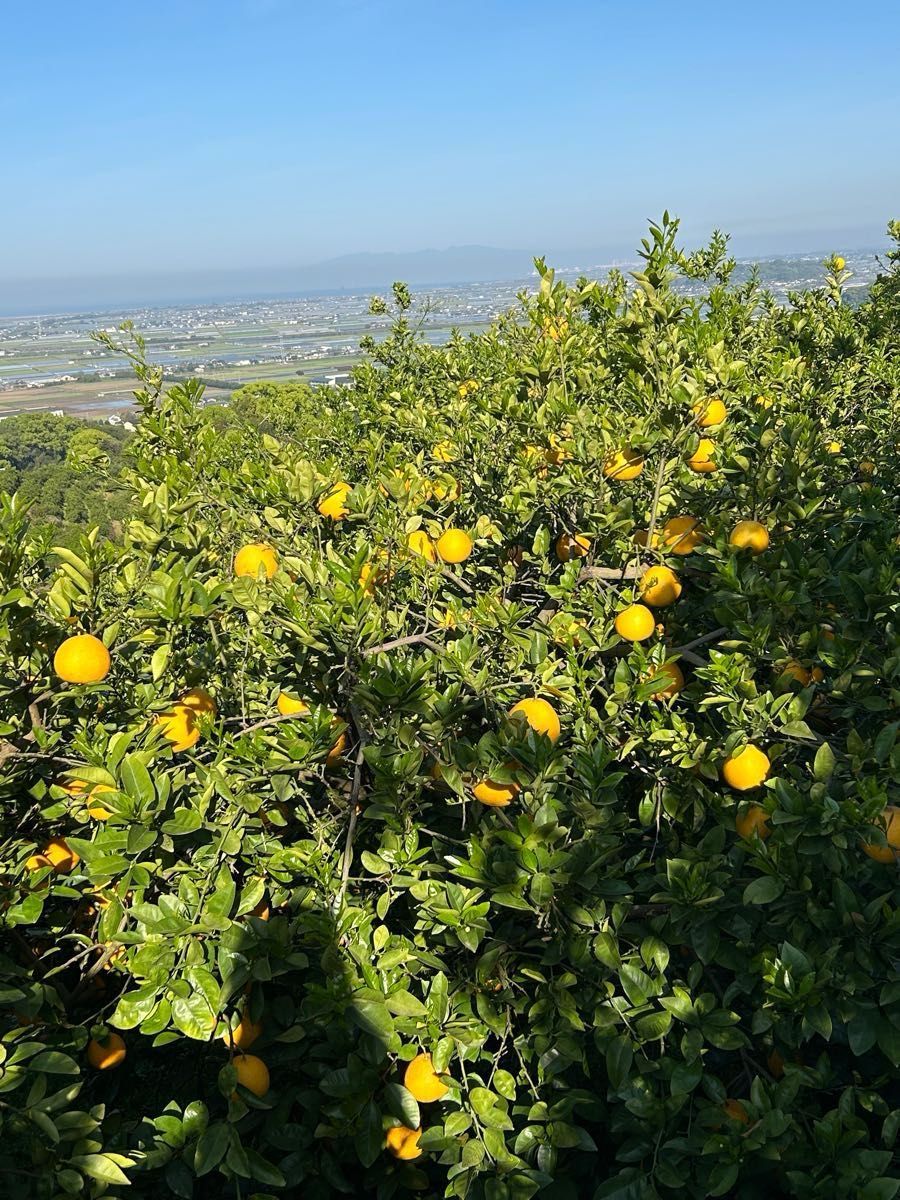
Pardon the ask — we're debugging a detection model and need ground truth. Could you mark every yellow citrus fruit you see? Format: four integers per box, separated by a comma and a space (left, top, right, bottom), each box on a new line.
661, 516, 703, 555
277, 692, 309, 717
250, 896, 270, 920
614, 604, 656, 641
825, 441, 842, 455
723, 1099, 750, 1125
755, 394, 774, 409
318, 482, 351, 520
221, 1014, 262, 1051
508, 697, 561, 743
640, 566, 682, 607
53, 634, 110, 684
858, 460, 876, 476
181, 687, 216, 716
234, 543, 278, 579
435, 529, 473, 564
386, 1125, 422, 1160
326, 729, 348, 769
861, 806, 900, 863
730, 520, 769, 554
686, 438, 717, 473
693, 398, 727, 427
555, 533, 590, 562
431, 475, 461, 502
735, 803, 770, 840
779, 660, 811, 686
156, 704, 200, 752
722, 745, 770, 791
233, 1054, 269, 1097
834, 256, 845, 271
632, 529, 659, 549
407, 530, 436, 561
31, 837, 79, 874
404, 1052, 449, 1102
432, 440, 456, 462
63, 779, 115, 821
472, 775, 520, 806
603, 446, 644, 481
87, 1032, 126, 1070
648, 661, 684, 698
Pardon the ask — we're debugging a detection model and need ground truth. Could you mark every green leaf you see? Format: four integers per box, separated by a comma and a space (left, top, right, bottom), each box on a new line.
349, 998, 394, 1042
743, 876, 785, 905
384, 989, 427, 1018
120, 754, 155, 806
69, 1155, 133, 1186
813, 742, 835, 781
29, 1051, 79, 1075
194, 1122, 230, 1176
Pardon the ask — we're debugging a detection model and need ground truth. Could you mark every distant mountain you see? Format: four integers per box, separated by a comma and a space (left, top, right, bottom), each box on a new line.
0, 245, 632, 316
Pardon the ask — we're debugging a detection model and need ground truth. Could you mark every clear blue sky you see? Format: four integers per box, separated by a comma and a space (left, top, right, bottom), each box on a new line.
3, 0, 898, 280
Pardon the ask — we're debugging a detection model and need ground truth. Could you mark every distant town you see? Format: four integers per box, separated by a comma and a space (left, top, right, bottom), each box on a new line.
0, 251, 883, 423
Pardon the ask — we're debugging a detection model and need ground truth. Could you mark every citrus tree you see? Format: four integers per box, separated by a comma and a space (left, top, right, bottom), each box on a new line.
1, 216, 898, 1200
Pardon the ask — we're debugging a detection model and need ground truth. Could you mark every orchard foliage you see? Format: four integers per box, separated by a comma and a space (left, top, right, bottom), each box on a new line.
1, 216, 899, 1200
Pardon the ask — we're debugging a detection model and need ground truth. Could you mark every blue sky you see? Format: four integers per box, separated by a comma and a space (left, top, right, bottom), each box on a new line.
2, 0, 899, 280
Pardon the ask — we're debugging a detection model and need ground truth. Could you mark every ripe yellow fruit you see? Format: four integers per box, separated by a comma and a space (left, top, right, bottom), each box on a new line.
735, 803, 770, 840
509, 698, 561, 743
614, 604, 656, 642
661, 516, 703, 555
28, 837, 79, 874
472, 775, 520, 806
603, 446, 644, 481
779, 660, 822, 687
435, 529, 473, 564
729, 520, 769, 554
221, 1013, 262, 1051
404, 1053, 449, 1102
234, 543, 278, 579
53, 634, 110, 684
825, 441, 842, 455
250, 896, 271, 920
834, 255, 846, 271
431, 475, 461, 502
233, 1053, 269, 1097
432, 440, 456, 462
685, 438, 717, 473
181, 687, 216, 716
640, 566, 682, 607
87, 1032, 126, 1070
693, 398, 727, 427
318, 482, 351, 520
722, 745, 770, 791
386, 1125, 423, 1160
156, 704, 200, 752
277, 692, 309, 717
326, 729, 348, 769
632, 529, 659, 549
407, 530, 436, 561
555, 533, 590, 562
861, 806, 900, 863
63, 779, 115, 821
858, 460, 876, 476
648, 661, 684, 698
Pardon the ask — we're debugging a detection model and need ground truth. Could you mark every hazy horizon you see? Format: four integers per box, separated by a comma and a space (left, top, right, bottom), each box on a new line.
0, 228, 892, 318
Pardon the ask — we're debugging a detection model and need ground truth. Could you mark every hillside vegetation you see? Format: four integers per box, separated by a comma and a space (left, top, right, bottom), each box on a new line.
1, 216, 898, 1200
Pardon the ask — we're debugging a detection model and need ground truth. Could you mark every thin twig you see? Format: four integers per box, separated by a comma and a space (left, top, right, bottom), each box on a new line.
438, 564, 473, 594
671, 627, 728, 654
337, 705, 369, 908
363, 631, 441, 656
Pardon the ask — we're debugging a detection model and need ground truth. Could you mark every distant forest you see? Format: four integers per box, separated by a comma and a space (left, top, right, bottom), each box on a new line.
0, 379, 319, 544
